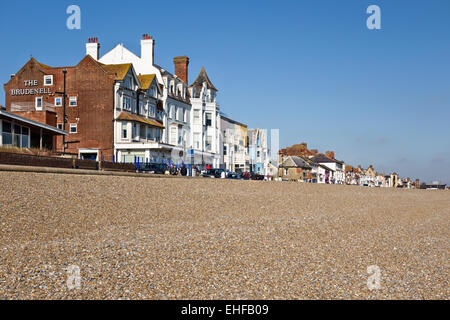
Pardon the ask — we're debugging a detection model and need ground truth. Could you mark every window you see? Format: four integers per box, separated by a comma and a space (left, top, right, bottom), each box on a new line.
170, 126, 177, 145
124, 77, 132, 89
147, 127, 152, 140
1, 121, 12, 145
2, 123, 29, 148
123, 97, 131, 111
194, 110, 200, 124
55, 97, 62, 107
121, 122, 128, 139
12, 125, 19, 147
139, 101, 144, 115
132, 123, 138, 140
57, 123, 63, 130
172, 106, 176, 119
206, 135, 212, 151
148, 105, 155, 118
44, 75, 53, 86
194, 133, 200, 149
206, 113, 212, 127
149, 86, 156, 98
223, 146, 227, 156
35, 97, 43, 111
21, 127, 29, 148
132, 100, 137, 113
69, 96, 77, 107
183, 109, 187, 123
70, 124, 77, 134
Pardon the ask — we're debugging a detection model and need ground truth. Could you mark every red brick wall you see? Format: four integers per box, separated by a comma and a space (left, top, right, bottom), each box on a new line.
173, 56, 189, 84
13, 111, 57, 127
4, 56, 116, 161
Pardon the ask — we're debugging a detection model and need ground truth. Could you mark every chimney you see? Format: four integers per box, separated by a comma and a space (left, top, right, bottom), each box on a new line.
86, 37, 100, 60
141, 34, 155, 65
173, 56, 190, 84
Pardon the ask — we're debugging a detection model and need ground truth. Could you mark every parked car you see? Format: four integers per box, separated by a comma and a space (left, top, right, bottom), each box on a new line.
202, 169, 225, 179
250, 173, 265, 181
227, 172, 243, 180
138, 163, 168, 174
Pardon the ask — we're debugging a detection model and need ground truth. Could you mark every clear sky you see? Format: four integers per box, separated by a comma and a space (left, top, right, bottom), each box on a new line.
1, 0, 449, 184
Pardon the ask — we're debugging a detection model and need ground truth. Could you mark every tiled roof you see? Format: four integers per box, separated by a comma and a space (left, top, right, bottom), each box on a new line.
37, 61, 53, 69
281, 156, 312, 169
101, 63, 133, 81
137, 74, 156, 90
312, 154, 344, 164
190, 67, 218, 91
116, 112, 164, 129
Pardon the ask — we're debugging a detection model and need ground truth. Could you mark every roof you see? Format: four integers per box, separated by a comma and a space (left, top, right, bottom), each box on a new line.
116, 112, 164, 129
220, 115, 247, 128
281, 156, 312, 169
0, 109, 68, 136
311, 154, 344, 164
319, 163, 335, 172
101, 63, 133, 81
190, 67, 218, 91
137, 74, 156, 90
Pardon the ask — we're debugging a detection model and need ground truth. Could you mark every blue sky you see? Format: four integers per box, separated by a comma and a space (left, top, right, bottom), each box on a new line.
1, 0, 449, 183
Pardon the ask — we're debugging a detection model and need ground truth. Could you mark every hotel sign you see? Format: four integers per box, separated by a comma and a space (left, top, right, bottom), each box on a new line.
11, 80, 52, 96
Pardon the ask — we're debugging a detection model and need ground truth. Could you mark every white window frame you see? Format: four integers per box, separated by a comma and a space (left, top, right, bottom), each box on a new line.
55, 97, 62, 107
169, 126, 177, 145
194, 110, 200, 124
35, 97, 43, 111
123, 96, 131, 111
69, 96, 77, 107
121, 122, 128, 140
70, 123, 77, 134
44, 75, 53, 86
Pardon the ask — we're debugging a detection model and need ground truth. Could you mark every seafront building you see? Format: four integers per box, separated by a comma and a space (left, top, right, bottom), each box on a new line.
3, 54, 166, 162
248, 128, 269, 175
220, 115, 249, 173
97, 34, 222, 167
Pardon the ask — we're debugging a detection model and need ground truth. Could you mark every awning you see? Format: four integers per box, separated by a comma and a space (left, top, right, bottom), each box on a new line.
0, 109, 68, 136
116, 112, 165, 129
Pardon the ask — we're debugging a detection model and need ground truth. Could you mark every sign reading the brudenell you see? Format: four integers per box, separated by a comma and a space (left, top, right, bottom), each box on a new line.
10, 80, 52, 96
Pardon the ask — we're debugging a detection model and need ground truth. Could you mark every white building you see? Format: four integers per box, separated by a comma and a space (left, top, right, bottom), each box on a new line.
220, 115, 249, 172
311, 154, 345, 184
248, 129, 269, 175
92, 34, 192, 165
189, 68, 221, 168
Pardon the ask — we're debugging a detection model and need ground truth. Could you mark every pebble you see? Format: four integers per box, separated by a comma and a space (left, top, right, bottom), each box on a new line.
0, 171, 448, 299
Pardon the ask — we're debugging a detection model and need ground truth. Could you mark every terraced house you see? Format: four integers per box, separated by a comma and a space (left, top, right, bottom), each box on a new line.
3, 51, 165, 162
96, 34, 193, 165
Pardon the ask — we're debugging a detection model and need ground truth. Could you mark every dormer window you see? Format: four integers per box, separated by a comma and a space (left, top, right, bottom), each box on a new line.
124, 77, 132, 89
44, 75, 53, 86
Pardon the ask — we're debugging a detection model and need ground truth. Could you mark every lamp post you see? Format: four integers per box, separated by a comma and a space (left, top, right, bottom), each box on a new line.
56, 69, 67, 153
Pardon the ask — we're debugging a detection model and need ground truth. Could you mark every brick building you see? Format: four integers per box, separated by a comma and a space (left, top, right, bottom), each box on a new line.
4, 49, 166, 162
